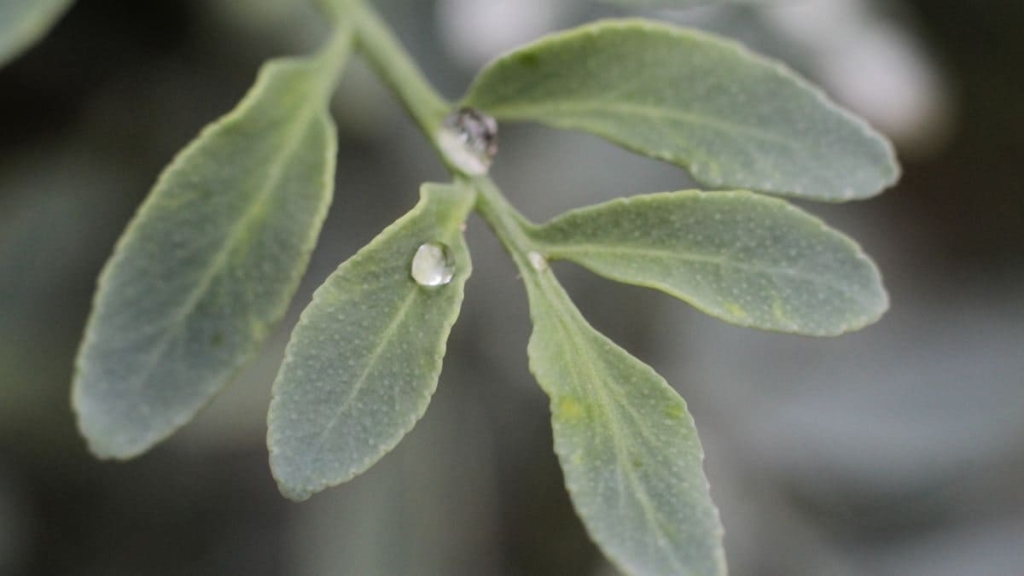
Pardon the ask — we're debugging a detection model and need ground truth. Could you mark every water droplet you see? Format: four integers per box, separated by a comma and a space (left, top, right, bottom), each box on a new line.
528, 251, 547, 272
437, 107, 498, 175
411, 242, 456, 287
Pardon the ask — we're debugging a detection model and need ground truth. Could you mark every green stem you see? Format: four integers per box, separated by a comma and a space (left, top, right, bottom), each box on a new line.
341, 0, 541, 273
345, 1, 451, 150
312, 21, 356, 101
313, 0, 345, 24
466, 176, 538, 272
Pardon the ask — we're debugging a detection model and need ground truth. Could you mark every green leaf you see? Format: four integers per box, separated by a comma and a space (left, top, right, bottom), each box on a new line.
72, 29, 354, 459
0, 0, 75, 68
529, 190, 887, 336
524, 270, 725, 576
463, 19, 899, 201
268, 182, 475, 501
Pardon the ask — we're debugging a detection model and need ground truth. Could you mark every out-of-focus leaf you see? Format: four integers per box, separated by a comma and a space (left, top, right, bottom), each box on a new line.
72, 28, 354, 459
463, 19, 899, 201
529, 191, 887, 335
268, 182, 475, 501
524, 268, 725, 576
0, 0, 75, 68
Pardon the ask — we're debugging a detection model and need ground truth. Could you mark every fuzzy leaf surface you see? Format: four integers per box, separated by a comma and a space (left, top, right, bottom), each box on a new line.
0, 0, 74, 68
73, 31, 352, 458
524, 269, 725, 576
268, 182, 475, 501
464, 19, 898, 200
529, 191, 887, 335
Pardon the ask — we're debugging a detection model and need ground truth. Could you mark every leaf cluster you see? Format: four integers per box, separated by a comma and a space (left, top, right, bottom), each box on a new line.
5, 1, 898, 574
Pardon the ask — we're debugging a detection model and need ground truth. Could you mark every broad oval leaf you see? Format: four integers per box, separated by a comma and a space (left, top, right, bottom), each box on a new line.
0, 0, 74, 68
528, 191, 887, 335
463, 19, 899, 201
72, 29, 353, 459
524, 270, 725, 576
268, 182, 475, 501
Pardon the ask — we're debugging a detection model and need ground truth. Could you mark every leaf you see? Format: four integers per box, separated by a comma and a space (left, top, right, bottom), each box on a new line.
0, 0, 75, 68
72, 29, 354, 459
267, 182, 475, 501
524, 269, 725, 576
463, 19, 899, 201
528, 190, 887, 336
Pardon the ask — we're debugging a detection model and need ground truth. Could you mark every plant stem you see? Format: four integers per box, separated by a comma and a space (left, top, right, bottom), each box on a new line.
343, 0, 541, 273
313, 21, 356, 102
466, 176, 538, 272
345, 1, 451, 151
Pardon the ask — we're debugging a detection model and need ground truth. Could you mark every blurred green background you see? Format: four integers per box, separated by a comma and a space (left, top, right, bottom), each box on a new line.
1, 0, 1022, 574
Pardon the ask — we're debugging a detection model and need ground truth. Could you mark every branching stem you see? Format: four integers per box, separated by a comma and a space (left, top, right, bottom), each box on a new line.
337, 0, 541, 275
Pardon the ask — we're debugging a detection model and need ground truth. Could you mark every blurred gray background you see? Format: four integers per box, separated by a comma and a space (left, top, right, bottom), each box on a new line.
1, 0, 1022, 574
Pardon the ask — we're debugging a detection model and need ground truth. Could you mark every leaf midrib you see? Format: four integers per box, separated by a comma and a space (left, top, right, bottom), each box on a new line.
123, 104, 322, 398
538, 276, 689, 574
546, 242, 869, 303
303, 286, 420, 479
485, 99, 796, 149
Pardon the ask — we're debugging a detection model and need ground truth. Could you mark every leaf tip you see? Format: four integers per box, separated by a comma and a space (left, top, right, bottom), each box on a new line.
71, 366, 195, 461
268, 450, 312, 501
72, 408, 152, 461
267, 444, 335, 502
273, 476, 317, 503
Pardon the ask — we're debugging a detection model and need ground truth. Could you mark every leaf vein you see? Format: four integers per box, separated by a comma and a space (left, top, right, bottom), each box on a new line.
124, 109, 319, 400
552, 243, 867, 302
304, 287, 420, 472
542, 277, 687, 574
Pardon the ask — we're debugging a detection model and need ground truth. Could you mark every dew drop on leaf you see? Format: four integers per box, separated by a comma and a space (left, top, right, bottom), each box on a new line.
411, 242, 456, 287
437, 107, 498, 175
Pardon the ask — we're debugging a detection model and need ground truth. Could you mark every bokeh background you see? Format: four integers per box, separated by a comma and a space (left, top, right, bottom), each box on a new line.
1, 0, 1022, 574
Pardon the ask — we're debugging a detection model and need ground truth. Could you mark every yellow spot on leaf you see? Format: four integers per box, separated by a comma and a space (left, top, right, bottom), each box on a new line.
772, 300, 790, 322
558, 397, 585, 421
723, 302, 748, 319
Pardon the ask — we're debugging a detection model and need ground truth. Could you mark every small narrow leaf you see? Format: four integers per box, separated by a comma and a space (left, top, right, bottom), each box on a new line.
463, 19, 899, 200
73, 29, 354, 459
524, 270, 725, 576
0, 0, 74, 68
529, 191, 887, 335
268, 182, 475, 501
